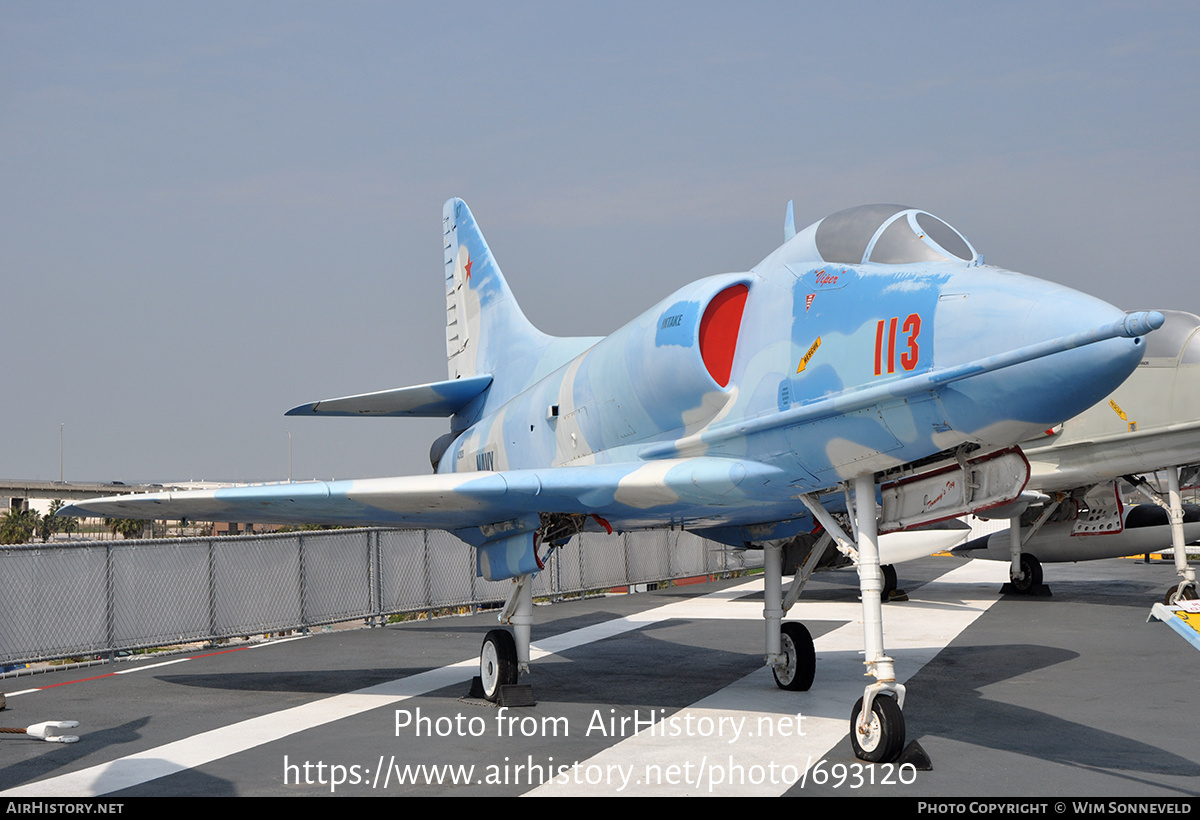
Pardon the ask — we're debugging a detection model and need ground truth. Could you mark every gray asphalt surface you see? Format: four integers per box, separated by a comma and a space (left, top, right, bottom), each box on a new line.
1, 555, 1197, 797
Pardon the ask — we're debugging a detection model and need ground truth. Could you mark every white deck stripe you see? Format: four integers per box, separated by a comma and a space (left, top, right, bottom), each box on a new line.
4, 560, 1009, 797
2, 575, 781, 796
528, 559, 1010, 796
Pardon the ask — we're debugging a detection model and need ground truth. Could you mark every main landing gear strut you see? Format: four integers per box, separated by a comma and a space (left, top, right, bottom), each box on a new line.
762, 532, 823, 692
477, 573, 534, 702
1002, 498, 1058, 595
1128, 468, 1198, 605
473, 514, 586, 703
765, 473, 912, 764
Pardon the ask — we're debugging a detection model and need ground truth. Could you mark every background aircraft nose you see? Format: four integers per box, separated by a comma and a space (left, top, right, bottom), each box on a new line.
933, 272, 1152, 435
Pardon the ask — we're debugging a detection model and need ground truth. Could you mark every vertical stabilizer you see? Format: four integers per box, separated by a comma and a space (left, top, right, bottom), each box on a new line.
442, 199, 600, 415
444, 198, 550, 382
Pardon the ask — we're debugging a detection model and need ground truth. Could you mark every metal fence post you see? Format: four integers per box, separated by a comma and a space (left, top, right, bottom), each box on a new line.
208, 537, 216, 642
422, 529, 431, 614
468, 531, 477, 606
371, 530, 381, 627
551, 542, 560, 602
298, 532, 307, 631
105, 541, 114, 660
623, 532, 631, 588
667, 530, 676, 580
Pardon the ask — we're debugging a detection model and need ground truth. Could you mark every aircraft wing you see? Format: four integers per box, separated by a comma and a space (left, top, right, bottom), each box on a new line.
58, 457, 795, 535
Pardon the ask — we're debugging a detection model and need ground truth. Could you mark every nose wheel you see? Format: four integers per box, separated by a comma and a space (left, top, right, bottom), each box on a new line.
850, 694, 905, 763
480, 629, 518, 702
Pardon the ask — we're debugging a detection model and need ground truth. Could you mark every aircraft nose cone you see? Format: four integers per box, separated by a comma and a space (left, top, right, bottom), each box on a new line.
935, 274, 1152, 435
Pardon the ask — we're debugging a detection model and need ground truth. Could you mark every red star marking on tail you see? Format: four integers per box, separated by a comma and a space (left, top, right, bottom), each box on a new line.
464, 257, 473, 281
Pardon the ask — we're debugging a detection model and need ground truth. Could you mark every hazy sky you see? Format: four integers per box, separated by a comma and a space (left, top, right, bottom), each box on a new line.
4, 2, 1198, 483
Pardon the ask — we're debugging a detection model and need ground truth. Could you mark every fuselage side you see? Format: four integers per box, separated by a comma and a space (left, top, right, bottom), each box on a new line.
441, 206, 1146, 529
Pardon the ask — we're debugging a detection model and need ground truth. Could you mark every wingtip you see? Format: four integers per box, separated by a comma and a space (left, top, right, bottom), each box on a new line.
284, 403, 318, 416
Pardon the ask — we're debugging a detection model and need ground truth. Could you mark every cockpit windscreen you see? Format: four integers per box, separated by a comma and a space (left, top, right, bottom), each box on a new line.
815, 204, 977, 266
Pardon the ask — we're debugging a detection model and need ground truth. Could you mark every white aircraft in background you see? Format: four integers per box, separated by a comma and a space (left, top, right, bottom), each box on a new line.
956, 311, 1200, 602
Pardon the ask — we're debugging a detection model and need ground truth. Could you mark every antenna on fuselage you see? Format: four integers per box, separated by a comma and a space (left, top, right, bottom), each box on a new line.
784, 200, 796, 243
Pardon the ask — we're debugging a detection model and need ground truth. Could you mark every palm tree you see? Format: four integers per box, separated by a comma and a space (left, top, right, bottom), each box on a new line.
39, 499, 78, 542
105, 518, 148, 539
0, 507, 39, 545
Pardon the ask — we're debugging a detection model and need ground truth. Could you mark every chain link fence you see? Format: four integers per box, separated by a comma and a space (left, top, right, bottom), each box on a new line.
0, 528, 758, 667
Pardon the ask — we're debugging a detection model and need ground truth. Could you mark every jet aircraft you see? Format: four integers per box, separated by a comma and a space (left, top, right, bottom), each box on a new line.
955, 311, 1200, 601
62, 198, 1162, 763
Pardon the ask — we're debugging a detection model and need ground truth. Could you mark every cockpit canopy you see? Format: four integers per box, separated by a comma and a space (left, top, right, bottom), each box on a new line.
814, 204, 978, 266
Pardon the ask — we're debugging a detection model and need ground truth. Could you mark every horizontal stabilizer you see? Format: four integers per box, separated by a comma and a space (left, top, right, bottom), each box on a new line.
285, 375, 492, 418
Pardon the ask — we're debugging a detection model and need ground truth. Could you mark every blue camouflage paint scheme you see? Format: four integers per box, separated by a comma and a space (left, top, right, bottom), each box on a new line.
283, 375, 493, 417
63, 199, 1160, 580
655, 300, 700, 348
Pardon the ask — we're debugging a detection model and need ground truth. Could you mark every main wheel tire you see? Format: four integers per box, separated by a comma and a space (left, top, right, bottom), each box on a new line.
772, 622, 816, 691
850, 694, 905, 763
881, 564, 898, 600
480, 629, 518, 702
1011, 553, 1043, 594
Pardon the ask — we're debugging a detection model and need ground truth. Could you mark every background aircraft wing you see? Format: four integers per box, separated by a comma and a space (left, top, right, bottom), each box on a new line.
59, 457, 795, 534
1022, 419, 1200, 492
